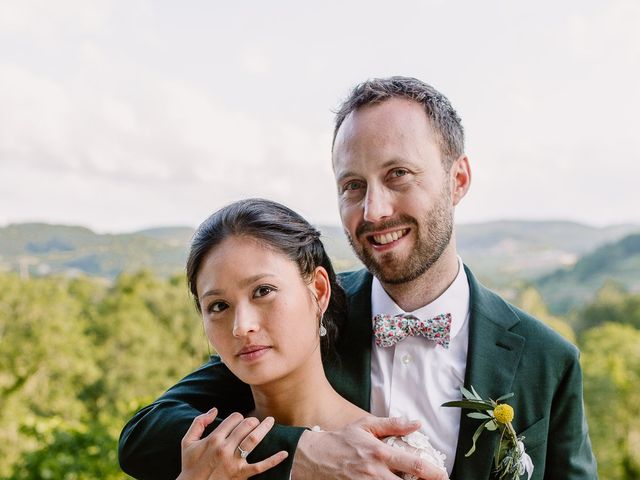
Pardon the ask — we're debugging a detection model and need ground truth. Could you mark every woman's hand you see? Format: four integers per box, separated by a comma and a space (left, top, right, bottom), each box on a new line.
177, 408, 289, 480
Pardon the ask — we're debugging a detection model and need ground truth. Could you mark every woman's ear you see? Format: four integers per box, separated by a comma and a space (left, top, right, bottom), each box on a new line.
309, 266, 331, 314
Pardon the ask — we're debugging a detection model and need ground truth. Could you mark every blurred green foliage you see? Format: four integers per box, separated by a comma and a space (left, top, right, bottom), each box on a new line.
0, 271, 639, 478
581, 323, 640, 479
0, 271, 209, 479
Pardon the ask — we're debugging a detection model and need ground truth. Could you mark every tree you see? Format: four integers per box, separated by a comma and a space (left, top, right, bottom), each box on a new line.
576, 281, 640, 334
581, 322, 640, 479
9, 416, 126, 480
0, 273, 99, 476
0, 271, 209, 477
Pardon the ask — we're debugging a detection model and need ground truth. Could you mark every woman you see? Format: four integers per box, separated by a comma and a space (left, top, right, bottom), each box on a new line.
177, 199, 444, 480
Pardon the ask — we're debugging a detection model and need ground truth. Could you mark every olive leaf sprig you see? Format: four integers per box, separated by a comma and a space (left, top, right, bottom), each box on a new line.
442, 385, 533, 480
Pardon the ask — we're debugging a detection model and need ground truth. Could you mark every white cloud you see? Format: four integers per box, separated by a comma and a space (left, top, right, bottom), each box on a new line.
0, 43, 338, 231
239, 45, 273, 77
568, 0, 640, 60
0, 0, 113, 36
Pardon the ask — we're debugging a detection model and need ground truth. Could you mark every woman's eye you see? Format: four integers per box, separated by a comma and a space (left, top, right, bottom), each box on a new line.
208, 301, 228, 314
254, 285, 276, 298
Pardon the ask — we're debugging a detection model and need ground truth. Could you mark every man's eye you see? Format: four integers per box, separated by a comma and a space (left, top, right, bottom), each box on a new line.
390, 168, 409, 178
342, 180, 363, 192
208, 301, 228, 314
254, 285, 276, 298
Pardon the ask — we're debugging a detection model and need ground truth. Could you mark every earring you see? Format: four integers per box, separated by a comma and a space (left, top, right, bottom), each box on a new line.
319, 315, 327, 337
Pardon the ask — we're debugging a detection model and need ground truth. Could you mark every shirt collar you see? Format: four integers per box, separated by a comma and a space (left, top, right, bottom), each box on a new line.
371, 256, 470, 342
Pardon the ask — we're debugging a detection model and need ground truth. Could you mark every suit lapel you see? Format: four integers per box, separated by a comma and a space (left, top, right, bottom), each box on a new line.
329, 269, 374, 410
451, 267, 525, 479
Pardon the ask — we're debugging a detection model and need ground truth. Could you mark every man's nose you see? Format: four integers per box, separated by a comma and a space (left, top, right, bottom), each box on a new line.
363, 186, 393, 223
232, 305, 260, 337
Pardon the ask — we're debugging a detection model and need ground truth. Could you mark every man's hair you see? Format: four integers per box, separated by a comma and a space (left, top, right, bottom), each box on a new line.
332, 76, 465, 170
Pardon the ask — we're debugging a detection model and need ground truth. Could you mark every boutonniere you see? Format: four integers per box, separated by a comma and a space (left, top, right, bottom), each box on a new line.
443, 386, 533, 480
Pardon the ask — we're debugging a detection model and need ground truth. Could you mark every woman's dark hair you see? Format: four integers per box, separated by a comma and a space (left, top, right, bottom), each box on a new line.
186, 198, 347, 356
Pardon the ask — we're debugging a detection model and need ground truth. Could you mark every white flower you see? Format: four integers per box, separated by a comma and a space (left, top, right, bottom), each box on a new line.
517, 440, 534, 480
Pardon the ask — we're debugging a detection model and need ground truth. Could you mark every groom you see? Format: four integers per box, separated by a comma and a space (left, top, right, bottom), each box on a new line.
119, 77, 597, 479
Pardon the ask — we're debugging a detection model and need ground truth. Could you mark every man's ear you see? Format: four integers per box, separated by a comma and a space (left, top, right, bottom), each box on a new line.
450, 155, 471, 206
309, 266, 331, 314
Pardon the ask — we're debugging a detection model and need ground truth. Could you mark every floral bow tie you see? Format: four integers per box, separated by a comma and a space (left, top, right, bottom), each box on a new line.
373, 313, 452, 349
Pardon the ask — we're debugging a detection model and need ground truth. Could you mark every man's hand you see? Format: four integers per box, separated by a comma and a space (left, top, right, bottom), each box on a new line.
291, 417, 448, 480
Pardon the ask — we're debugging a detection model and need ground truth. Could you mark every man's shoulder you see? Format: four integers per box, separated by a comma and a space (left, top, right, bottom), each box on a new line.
509, 300, 578, 359
468, 269, 579, 361
337, 268, 371, 296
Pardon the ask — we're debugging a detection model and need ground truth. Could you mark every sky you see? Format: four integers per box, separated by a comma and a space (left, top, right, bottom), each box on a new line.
1, 0, 638, 233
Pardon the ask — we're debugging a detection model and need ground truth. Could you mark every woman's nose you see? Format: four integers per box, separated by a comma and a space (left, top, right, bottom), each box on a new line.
232, 305, 260, 337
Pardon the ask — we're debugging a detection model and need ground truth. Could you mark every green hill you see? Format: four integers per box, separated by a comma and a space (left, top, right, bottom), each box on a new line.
0, 224, 191, 279
456, 221, 639, 288
1, 221, 638, 299
536, 233, 640, 313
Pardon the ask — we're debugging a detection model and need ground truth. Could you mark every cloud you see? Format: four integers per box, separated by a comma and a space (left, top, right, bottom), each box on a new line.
239, 45, 273, 77
0, 0, 114, 37
0, 40, 338, 231
568, 0, 640, 61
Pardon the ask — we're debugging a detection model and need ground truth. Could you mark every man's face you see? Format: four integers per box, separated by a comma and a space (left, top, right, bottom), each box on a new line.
332, 97, 455, 284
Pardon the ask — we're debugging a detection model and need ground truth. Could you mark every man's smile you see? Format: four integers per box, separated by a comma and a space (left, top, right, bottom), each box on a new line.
367, 228, 410, 247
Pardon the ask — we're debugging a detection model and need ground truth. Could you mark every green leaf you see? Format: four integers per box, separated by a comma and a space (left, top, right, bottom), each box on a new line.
465, 419, 491, 457
468, 412, 491, 420
470, 384, 482, 399
484, 420, 498, 431
442, 399, 493, 410
460, 386, 476, 400
494, 428, 508, 467
495, 392, 514, 402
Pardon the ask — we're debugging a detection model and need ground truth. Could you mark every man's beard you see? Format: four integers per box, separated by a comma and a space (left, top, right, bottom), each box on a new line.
347, 188, 453, 285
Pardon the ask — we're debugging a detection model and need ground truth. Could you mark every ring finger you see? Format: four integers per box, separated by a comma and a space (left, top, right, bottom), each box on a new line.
232, 416, 277, 459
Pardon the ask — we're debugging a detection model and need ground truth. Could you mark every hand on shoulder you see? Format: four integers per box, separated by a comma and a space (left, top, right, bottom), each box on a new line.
177, 408, 288, 480
291, 416, 448, 480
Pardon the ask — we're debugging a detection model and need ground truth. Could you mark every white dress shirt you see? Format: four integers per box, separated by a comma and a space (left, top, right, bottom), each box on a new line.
369, 257, 470, 475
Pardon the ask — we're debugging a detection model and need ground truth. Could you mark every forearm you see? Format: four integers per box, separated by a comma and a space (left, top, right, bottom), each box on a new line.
119, 358, 247, 478
118, 358, 306, 479
119, 400, 200, 479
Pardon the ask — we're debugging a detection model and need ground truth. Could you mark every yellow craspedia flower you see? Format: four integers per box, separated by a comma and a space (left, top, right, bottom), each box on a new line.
493, 403, 514, 424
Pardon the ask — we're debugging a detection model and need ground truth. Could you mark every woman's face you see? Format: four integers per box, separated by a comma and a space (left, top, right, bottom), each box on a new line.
195, 235, 328, 386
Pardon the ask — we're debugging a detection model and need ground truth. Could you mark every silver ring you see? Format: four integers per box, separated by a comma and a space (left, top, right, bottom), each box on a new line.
237, 445, 249, 459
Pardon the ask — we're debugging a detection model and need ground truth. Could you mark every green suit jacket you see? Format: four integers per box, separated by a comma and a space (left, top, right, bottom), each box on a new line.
119, 266, 597, 479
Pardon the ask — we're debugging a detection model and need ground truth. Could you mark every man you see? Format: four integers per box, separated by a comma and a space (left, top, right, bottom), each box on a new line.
119, 77, 597, 479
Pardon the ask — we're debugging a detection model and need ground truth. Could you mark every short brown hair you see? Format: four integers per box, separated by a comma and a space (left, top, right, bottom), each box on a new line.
333, 76, 465, 170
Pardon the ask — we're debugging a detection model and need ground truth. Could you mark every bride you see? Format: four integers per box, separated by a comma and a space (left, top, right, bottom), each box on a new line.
176, 198, 445, 480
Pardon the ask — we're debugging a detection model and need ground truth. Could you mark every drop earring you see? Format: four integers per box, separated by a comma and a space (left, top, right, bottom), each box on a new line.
319, 315, 327, 337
